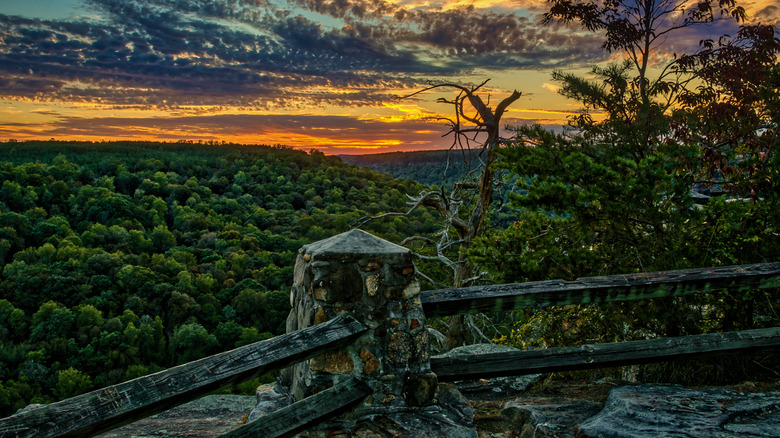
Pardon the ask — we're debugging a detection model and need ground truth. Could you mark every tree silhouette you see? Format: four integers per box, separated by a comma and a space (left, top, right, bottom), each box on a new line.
545, 0, 746, 108
355, 80, 522, 348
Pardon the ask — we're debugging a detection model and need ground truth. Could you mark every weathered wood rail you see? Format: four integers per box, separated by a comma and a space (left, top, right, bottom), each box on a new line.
432, 326, 780, 380
0, 246, 777, 438
0, 313, 367, 438
425, 262, 780, 381
221, 378, 371, 438
420, 262, 780, 317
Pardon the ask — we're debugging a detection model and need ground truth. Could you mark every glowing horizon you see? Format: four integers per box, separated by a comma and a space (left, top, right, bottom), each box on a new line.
1, 0, 776, 154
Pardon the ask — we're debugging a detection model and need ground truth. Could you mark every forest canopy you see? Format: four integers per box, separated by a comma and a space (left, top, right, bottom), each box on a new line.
0, 140, 437, 416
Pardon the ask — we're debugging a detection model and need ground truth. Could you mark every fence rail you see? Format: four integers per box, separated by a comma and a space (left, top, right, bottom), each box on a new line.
420, 262, 780, 317
0, 314, 367, 438
432, 326, 780, 380
221, 378, 371, 438
1, 258, 778, 438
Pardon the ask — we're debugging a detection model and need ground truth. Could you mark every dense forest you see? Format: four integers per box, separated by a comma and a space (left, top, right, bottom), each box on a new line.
340, 149, 481, 186
0, 141, 439, 416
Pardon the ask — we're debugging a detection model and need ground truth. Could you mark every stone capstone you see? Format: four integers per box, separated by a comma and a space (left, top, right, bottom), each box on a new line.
302, 229, 409, 261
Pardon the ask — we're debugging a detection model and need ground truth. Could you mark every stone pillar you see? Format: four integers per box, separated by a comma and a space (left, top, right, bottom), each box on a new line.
283, 229, 437, 410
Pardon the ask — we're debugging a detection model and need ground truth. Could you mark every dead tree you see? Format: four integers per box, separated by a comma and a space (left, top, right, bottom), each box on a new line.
354, 80, 522, 348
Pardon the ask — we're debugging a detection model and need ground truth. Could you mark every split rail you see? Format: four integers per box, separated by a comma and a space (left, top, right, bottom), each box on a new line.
0, 261, 778, 438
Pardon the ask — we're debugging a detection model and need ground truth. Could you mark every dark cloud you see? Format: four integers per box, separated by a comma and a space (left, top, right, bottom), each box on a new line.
289, 0, 607, 66
0, 0, 428, 108
0, 0, 615, 110
754, 5, 779, 25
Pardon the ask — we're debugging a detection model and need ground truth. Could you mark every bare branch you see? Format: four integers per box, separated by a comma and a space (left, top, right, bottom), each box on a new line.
399, 235, 437, 247
399, 82, 475, 100
350, 190, 441, 228
493, 90, 523, 122
409, 250, 457, 271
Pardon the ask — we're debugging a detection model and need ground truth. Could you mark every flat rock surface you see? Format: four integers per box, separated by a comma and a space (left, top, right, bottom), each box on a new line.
579, 385, 780, 438
96, 394, 256, 438
439, 344, 544, 402
292, 383, 478, 438
88, 379, 780, 438
502, 397, 603, 438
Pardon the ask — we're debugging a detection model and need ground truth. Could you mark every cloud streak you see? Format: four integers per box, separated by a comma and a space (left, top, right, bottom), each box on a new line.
0, 112, 455, 152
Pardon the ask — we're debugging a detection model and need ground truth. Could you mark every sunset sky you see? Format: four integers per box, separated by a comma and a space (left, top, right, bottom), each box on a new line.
1, 0, 777, 154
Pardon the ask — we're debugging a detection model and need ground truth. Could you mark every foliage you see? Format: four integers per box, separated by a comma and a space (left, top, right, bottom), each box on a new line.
0, 140, 430, 416
473, 0, 778, 380
341, 150, 477, 186
673, 24, 780, 199
544, 0, 746, 107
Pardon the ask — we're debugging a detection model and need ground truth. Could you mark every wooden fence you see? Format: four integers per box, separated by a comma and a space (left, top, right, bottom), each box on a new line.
1, 261, 778, 438
0, 314, 368, 438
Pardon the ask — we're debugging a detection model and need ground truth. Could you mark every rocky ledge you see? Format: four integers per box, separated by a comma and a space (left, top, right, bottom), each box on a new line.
93, 377, 780, 438
579, 385, 780, 438
96, 394, 256, 438
90, 345, 780, 437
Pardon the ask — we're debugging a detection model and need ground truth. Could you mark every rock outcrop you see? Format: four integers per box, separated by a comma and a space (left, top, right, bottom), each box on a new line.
438, 344, 543, 402
501, 397, 603, 438
579, 385, 780, 438
96, 394, 256, 438
89, 379, 780, 437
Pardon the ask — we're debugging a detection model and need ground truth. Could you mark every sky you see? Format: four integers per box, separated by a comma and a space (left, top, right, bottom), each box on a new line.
0, 0, 777, 154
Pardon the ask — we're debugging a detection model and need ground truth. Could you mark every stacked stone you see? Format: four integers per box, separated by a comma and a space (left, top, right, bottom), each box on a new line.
282, 229, 437, 411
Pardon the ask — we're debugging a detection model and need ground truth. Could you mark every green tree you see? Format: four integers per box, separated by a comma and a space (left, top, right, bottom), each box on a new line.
0, 299, 27, 342
169, 323, 218, 364
30, 301, 74, 343
150, 225, 177, 252
545, 0, 746, 110
232, 288, 267, 330
214, 320, 243, 349
474, 0, 777, 354
235, 327, 273, 347
167, 291, 200, 327
672, 24, 779, 200
74, 304, 104, 346
54, 368, 93, 400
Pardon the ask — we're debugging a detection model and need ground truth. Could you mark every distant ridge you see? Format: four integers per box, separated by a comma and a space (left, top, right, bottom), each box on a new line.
340, 149, 482, 186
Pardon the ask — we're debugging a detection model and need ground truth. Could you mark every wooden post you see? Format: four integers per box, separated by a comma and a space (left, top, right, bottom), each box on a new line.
0, 313, 367, 438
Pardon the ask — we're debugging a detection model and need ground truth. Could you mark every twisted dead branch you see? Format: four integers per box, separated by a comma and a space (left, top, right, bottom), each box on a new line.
352, 80, 522, 348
